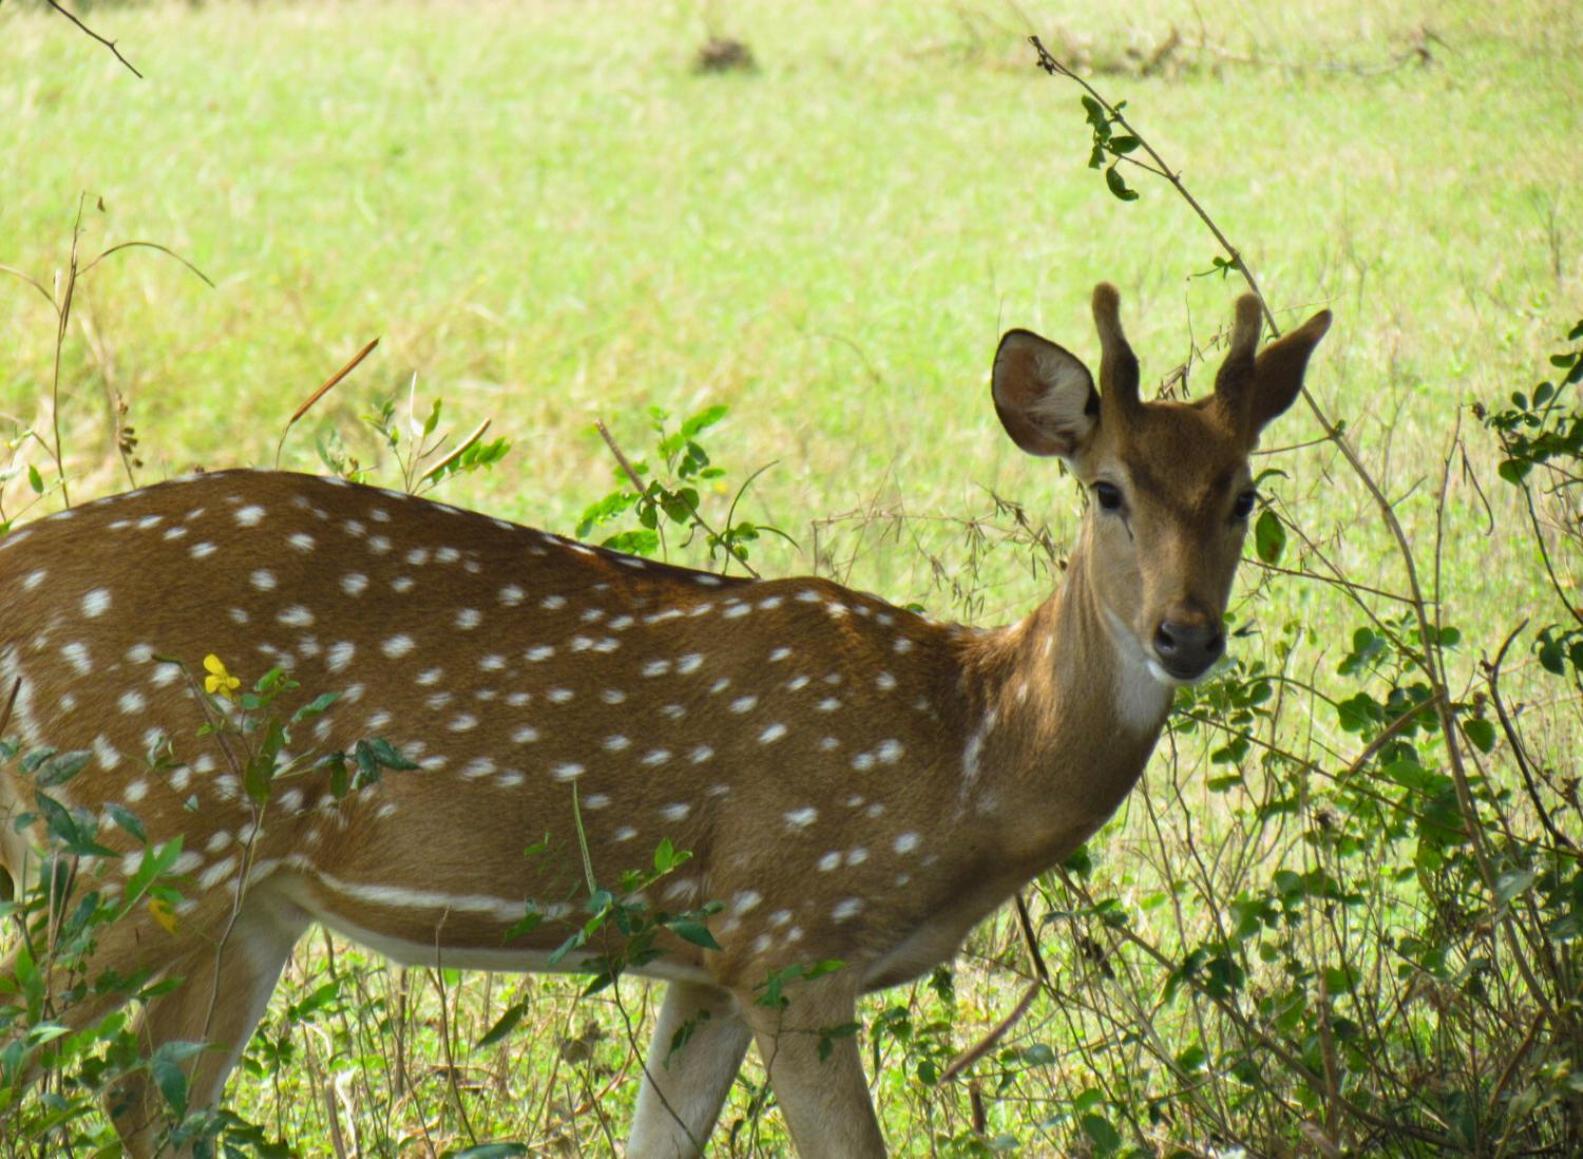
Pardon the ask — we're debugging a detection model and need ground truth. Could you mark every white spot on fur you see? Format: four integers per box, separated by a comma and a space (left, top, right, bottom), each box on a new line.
62, 641, 92, 675
382, 635, 415, 659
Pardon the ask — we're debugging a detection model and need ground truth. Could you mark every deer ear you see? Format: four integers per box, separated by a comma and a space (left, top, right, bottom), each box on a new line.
1245, 308, 1333, 436
991, 330, 1099, 459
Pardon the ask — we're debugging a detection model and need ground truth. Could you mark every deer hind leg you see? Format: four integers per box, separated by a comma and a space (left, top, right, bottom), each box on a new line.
740, 973, 886, 1159
111, 890, 308, 1158
628, 979, 753, 1157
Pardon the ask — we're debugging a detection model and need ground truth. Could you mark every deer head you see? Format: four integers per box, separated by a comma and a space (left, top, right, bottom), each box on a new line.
992, 284, 1332, 683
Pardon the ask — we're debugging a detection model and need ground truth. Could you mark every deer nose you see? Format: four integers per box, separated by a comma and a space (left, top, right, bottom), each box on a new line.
1152, 616, 1224, 681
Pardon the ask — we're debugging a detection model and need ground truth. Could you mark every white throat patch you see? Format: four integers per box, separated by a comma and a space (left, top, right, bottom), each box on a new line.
1102, 610, 1174, 733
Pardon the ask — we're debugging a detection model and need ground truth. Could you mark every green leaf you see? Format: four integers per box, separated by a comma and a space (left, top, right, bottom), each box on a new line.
1323, 965, 1357, 994
601, 529, 660, 556
816, 1020, 859, 1061
1081, 95, 1109, 134
1497, 458, 1531, 485
444, 1145, 529, 1159
149, 1040, 206, 1117
1254, 510, 1286, 564
118, 837, 184, 917
1463, 717, 1497, 754
27, 465, 44, 494
361, 736, 418, 772
245, 719, 287, 805
1108, 134, 1140, 154
666, 917, 721, 951
291, 691, 341, 723
1104, 164, 1139, 202
681, 404, 728, 438
35, 749, 91, 789
1336, 692, 1380, 734
477, 1001, 530, 1048
1022, 1042, 1056, 1066
1081, 1113, 1123, 1154
653, 837, 691, 875
104, 802, 146, 843
1496, 868, 1537, 907
504, 909, 542, 941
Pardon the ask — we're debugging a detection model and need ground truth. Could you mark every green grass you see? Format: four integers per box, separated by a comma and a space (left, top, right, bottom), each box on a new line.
1, 0, 1581, 1154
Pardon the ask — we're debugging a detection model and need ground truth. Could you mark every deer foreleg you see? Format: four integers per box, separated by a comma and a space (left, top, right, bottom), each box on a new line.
628, 979, 752, 1157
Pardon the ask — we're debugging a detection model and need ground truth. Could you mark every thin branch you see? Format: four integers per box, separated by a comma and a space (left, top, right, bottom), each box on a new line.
1484, 622, 1575, 854
0, 264, 58, 310
79, 240, 213, 287
274, 337, 381, 469
44, 0, 144, 79
419, 417, 492, 487
939, 892, 1049, 1084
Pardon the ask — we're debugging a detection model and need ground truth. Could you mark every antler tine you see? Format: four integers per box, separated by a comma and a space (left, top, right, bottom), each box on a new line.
1091, 282, 1140, 414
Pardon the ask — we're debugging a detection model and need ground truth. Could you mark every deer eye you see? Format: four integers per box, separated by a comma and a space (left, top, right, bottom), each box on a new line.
1232, 490, 1257, 521
1092, 481, 1124, 513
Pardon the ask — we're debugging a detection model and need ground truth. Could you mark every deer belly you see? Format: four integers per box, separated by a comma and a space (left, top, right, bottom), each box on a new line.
272, 861, 713, 983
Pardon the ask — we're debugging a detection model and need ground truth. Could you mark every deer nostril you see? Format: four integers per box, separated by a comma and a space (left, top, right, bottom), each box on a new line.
1153, 619, 1224, 677
1201, 629, 1225, 665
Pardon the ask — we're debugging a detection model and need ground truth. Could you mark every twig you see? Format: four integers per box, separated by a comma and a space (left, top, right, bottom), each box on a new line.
49, 195, 87, 507
0, 677, 19, 738
939, 892, 1050, 1083
420, 417, 492, 487
44, 0, 144, 79
594, 418, 649, 498
274, 337, 380, 468
1485, 623, 1575, 853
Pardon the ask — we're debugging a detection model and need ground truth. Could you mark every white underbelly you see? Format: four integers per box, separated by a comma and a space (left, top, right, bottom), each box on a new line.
297, 889, 712, 985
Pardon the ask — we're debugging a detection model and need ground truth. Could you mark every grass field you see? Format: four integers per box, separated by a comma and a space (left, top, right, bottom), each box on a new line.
1, 0, 1581, 1154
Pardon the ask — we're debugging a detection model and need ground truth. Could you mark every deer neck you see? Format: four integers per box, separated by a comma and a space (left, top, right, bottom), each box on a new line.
951, 527, 1173, 870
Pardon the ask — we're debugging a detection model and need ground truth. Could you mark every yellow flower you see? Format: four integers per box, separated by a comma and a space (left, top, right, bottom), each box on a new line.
148, 896, 179, 935
203, 654, 240, 700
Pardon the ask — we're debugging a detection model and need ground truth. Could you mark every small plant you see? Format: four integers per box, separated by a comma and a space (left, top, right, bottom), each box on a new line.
577, 404, 792, 575
0, 647, 420, 1155
314, 381, 510, 496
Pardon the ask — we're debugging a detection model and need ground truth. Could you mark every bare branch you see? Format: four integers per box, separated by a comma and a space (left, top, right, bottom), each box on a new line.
44, 0, 144, 80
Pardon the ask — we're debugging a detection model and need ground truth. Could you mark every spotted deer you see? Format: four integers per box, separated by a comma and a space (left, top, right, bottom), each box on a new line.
0, 285, 1329, 1156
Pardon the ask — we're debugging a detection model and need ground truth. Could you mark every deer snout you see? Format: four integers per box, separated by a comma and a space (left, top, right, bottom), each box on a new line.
1151, 611, 1224, 681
